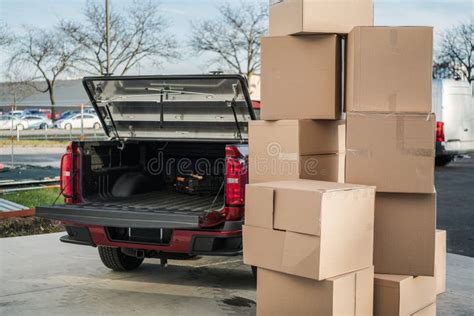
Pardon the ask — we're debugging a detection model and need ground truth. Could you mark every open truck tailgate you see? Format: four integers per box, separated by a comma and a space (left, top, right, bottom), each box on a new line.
36, 192, 224, 229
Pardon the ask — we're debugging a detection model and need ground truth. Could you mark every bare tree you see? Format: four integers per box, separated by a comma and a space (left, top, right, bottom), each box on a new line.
0, 67, 36, 110
436, 21, 474, 83
190, 1, 268, 80
8, 28, 82, 117
0, 22, 13, 47
59, 0, 178, 76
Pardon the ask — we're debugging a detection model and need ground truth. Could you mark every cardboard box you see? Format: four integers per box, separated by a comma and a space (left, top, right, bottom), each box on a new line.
374, 274, 436, 316
346, 27, 433, 113
346, 112, 435, 193
261, 35, 342, 120
374, 193, 436, 276
269, 0, 374, 36
435, 229, 447, 295
257, 267, 374, 316
244, 180, 375, 280
412, 303, 436, 316
249, 120, 345, 183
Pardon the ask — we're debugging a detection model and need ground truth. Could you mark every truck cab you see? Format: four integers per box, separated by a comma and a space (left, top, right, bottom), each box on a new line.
37, 75, 256, 271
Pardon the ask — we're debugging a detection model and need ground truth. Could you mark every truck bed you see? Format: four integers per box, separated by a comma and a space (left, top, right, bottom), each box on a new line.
93, 191, 224, 213
37, 191, 224, 229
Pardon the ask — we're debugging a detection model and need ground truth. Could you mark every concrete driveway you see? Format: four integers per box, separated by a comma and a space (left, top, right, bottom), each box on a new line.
0, 233, 256, 316
1, 232, 473, 315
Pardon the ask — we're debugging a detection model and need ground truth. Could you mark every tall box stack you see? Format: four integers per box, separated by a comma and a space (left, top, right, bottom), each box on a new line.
246, 1, 376, 315
345, 26, 438, 314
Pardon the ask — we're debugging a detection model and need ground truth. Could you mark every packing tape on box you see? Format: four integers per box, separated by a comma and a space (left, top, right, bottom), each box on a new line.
270, 0, 284, 6
346, 148, 371, 158
390, 29, 398, 48
348, 113, 435, 158
396, 116, 435, 157
349, 112, 431, 119
388, 92, 398, 112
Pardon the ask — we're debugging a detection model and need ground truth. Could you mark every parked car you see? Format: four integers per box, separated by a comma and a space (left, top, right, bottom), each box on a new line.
54, 113, 101, 129
57, 110, 80, 121
5, 110, 24, 118
84, 108, 96, 115
19, 115, 54, 130
23, 109, 47, 117
0, 115, 23, 130
433, 79, 474, 166
38, 109, 56, 120
37, 75, 255, 272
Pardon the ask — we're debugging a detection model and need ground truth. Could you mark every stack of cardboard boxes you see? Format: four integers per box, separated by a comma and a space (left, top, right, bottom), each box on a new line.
244, 180, 376, 315
244, 0, 447, 315
245, 1, 376, 315
344, 25, 439, 315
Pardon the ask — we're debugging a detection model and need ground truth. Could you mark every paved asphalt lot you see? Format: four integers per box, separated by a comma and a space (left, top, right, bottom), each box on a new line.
0, 233, 256, 316
0, 146, 63, 169
435, 156, 474, 257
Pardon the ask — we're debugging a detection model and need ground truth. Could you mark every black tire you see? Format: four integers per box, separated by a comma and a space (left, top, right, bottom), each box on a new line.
64, 123, 72, 130
436, 155, 453, 167
98, 246, 144, 271
93, 122, 101, 129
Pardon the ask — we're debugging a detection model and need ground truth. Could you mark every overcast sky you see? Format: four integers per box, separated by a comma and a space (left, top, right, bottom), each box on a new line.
0, 0, 472, 79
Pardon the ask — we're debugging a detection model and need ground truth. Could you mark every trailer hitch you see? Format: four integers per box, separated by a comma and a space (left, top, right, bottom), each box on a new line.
160, 258, 168, 267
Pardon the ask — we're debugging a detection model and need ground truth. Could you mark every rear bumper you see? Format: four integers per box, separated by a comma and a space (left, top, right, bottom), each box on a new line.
61, 224, 243, 256
439, 140, 474, 156
37, 201, 243, 256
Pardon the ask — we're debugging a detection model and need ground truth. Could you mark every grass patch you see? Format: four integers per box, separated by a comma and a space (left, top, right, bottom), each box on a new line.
1, 187, 64, 208
1, 187, 65, 237
0, 139, 70, 147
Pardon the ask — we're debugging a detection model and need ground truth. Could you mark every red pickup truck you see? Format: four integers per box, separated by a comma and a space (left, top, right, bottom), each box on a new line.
37, 75, 256, 271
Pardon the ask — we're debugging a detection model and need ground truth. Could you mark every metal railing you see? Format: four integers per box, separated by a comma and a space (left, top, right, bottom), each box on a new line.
0, 127, 106, 141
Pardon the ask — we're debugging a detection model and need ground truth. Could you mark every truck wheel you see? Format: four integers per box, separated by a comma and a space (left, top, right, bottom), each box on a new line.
98, 246, 144, 271
435, 155, 453, 167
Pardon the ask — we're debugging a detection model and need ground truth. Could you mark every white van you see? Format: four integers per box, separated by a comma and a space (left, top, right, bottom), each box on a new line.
433, 79, 474, 166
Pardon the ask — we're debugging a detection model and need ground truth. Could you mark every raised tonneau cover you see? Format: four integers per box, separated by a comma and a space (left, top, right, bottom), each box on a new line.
82, 74, 256, 142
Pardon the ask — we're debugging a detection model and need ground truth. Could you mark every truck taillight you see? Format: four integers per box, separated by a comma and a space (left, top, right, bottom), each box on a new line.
436, 121, 445, 143
60, 143, 81, 204
225, 145, 247, 207
201, 145, 248, 226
